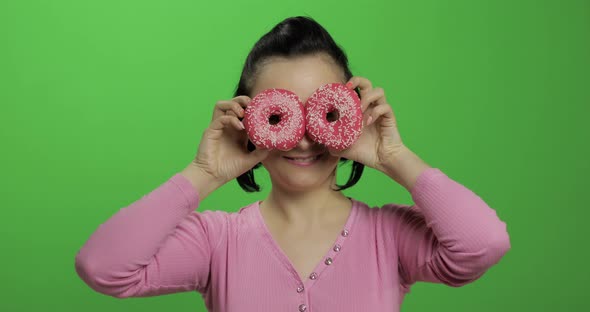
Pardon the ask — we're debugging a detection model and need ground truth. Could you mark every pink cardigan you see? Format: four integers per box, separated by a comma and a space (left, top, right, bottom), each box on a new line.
75, 168, 511, 311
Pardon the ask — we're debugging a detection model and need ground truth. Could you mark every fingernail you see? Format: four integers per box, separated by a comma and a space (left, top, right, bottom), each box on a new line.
240, 121, 245, 130
345, 82, 353, 89
366, 116, 373, 125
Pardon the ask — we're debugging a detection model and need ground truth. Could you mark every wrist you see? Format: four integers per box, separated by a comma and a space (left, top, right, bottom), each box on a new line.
180, 163, 225, 200
380, 146, 431, 192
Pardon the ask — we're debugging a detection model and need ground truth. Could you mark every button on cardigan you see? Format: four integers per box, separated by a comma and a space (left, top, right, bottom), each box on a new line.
75, 168, 511, 312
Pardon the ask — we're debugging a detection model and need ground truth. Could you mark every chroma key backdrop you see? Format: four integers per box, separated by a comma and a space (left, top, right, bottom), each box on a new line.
0, 0, 588, 311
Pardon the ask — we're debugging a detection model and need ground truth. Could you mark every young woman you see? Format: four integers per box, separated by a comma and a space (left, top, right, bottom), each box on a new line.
75, 16, 511, 312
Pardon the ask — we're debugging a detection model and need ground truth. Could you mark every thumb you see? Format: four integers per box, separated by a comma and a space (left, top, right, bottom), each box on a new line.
245, 148, 270, 167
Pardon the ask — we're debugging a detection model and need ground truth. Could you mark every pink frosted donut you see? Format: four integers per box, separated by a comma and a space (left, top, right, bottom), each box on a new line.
305, 83, 363, 150
243, 88, 305, 151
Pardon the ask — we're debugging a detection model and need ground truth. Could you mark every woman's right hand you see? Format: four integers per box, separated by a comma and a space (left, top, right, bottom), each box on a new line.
181, 96, 269, 197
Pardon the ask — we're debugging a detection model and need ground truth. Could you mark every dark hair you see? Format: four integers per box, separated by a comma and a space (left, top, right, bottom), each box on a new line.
234, 16, 364, 192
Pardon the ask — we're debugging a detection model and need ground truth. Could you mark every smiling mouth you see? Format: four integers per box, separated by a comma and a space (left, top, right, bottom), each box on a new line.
283, 153, 323, 164
284, 155, 321, 161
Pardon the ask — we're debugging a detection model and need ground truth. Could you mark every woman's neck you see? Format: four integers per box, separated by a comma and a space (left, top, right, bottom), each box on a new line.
260, 176, 352, 228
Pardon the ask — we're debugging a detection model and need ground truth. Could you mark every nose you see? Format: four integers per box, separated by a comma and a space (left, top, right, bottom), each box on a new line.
296, 132, 314, 150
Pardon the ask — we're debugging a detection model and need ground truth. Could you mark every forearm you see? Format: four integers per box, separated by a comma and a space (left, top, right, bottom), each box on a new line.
75, 173, 200, 296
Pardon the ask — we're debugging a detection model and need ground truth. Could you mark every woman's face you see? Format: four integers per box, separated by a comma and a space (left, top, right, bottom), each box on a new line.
250, 53, 347, 192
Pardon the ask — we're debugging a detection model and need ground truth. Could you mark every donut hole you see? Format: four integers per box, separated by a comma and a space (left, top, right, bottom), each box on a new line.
326, 109, 340, 122
268, 114, 281, 125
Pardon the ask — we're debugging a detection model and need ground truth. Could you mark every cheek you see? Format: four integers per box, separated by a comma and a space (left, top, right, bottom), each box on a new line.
326, 155, 341, 164
321, 156, 341, 171
260, 153, 282, 169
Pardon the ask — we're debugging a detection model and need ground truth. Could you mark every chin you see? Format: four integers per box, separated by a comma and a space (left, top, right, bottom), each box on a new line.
276, 167, 337, 191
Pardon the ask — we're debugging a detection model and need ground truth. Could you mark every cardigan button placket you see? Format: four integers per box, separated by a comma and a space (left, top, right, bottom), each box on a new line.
298, 303, 307, 311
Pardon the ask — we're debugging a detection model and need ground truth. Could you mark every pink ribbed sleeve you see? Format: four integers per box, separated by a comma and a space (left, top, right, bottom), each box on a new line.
381, 168, 511, 289
74, 173, 227, 298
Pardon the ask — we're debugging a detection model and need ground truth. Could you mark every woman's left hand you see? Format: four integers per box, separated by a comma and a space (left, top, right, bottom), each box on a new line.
329, 76, 406, 172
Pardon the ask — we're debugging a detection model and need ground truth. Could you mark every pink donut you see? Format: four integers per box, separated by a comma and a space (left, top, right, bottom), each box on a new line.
305, 83, 363, 150
243, 88, 305, 151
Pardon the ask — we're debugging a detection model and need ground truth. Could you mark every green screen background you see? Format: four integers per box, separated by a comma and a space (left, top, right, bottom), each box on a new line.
1, 0, 588, 311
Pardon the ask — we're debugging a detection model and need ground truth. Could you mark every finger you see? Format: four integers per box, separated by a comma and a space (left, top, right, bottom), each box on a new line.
212, 96, 251, 121
210, 115, 245, 132
231, 95, 252, 108
366, 101, 395, 127
362, 106, 374, 127
215, 100, 246, 118
245, 148, 270, 166
360, 87, 386, 112
225, 110, 239, 118
231, 95, 252, 109
345, 76, 373, 100
375, 92, 397, 125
